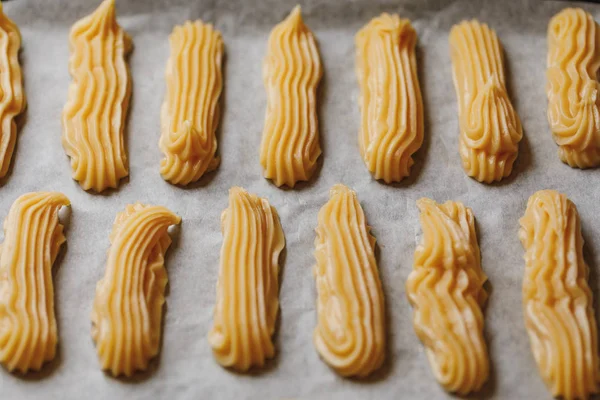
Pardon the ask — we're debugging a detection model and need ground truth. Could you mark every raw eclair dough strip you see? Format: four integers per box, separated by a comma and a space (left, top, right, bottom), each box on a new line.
519, 190, 599, 399
159, 20, 223, 185
547, 8, 600, 168
449, 20, 523, 183
260, 6, 322, 188
91, 203, 181, 377
355, 13, 423, 183
62, 0, 132, 192
0, 192, 70, 373
406, 198, 489, 394
0, 3, 26, 179
313, 184, 385, 377
208, 187, 285, 371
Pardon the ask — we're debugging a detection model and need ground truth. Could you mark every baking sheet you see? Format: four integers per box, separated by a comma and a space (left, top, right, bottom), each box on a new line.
1, 0, 599, 398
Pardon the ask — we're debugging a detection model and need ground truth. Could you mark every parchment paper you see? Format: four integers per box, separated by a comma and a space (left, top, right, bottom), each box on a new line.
1, 0, 599, 398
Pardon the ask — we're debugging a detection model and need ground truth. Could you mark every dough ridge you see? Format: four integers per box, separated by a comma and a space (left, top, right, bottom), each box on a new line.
313, 184, 386, 377
208, 187, 285, 371
0, 3, 26, 179
91, 203, 180, 377
260, 6, 322, 188
450, 20, 522, 183
547, 8, 600, 168
355, 14, 423, 183
160, 20, 223, 185
406, 198, 489, 394
519, 190, 600, 399
62, 0, 132, 192
0, 192, 70, 373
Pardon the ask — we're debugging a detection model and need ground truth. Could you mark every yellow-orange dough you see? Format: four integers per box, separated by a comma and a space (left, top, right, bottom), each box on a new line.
0, 192, 70, 373
355, 14, 423, 183
91, 203, 180, 377
547, 8, 600, 168
208, 187, 285, 371
0, 3, 25, 179
313, 184, 385, 377
260, 6, 322, 188
519, 190, 599, 399
62, 0, 132, 192
406, 198, 489, 394
159, 20, 223, 185
449, 20, 523, 183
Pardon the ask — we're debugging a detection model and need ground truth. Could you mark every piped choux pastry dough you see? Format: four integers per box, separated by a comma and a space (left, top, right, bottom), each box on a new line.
449, 20, 523, 183
355, 14, 423, 183
260, 6, 322, 188
208, 187, 285, 371
62, 0, 132, 192
91, 203, 181, 377
547, 8, 600, 168
313, 184, 385, 377
520, 190, 599, 399
0, 192, 70, 373
0, 3, 25, 179
406, 198, 489, 394
159, 20, 223, 185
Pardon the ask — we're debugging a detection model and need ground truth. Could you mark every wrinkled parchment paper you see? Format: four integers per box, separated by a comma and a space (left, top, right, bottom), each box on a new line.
1, 0, 600, 398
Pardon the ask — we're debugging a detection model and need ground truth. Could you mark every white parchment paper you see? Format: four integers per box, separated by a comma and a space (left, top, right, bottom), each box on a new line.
1, 0, 599, 398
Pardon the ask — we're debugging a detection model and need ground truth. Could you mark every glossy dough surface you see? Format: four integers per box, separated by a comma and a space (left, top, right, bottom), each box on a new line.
91, 203, 180, 377
547, 8, 600, 168
208, 187, 285, 371
260, 6, 322, 188
0, 3, 25, 179
62, 0, 132, 192
519, 190, 599, 399
159, 20, 223, 185
355, 14, 423, 183
449, 20, 522, 183
0, 192, 70, 373
406, 198, 489, 394
313, 184, 385, 377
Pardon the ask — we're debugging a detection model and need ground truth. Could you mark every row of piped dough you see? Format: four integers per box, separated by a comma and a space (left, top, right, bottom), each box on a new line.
2, 3, 599, 190
0, 187, 597, 400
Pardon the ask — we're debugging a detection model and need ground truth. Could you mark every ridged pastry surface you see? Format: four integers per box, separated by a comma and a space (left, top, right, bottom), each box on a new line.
0, 192, 70, 373
159, 20, 223, 185
406, 198, 489, 394
62, 0, 132, 192
260, 6, 322, 188
449, 20, 523, 183
313, 184, 385, 377
0, 3, 25, 179
91, 203, 181, 377
355, 14, 423, 183
547, 8, 600, 168
519, 190, 599, 399
208, 187, 285, 371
